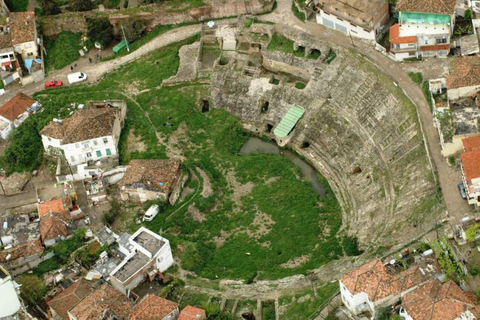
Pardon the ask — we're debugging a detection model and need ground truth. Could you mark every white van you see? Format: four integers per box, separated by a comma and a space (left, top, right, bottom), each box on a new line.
143, 204, 160, 222
67, 72, 88, 84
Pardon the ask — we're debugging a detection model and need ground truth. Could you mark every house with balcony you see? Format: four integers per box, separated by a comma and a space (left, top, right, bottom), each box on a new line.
339, 257, 439, 317
109, 227, 174, 295
389, 0, 456, 61
0, 92, 39, 140
40, 100, 126, 180
9, 12, 39, 61
312, 0, 389, 40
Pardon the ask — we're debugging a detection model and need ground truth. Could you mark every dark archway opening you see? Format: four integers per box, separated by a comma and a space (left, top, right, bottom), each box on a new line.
201, 99, 210, 113
261, 101, 269, 114
266, 124, 273, 132
301, 141, 310, 148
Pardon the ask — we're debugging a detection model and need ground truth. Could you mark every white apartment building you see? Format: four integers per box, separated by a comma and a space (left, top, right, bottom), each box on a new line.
40, 100, 126, 168
313, 0, 389, 40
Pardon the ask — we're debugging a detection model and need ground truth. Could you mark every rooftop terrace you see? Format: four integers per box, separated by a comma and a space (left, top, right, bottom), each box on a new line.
133, 230, 165, 255
111, 251, 150, 282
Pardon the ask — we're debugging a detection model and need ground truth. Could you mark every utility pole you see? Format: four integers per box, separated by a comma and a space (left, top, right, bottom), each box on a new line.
349, 31, 355, 48
121, 25, 130, 52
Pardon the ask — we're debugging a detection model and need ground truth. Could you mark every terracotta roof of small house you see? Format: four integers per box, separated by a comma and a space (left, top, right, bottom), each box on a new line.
0, 239, 43, 262
402, 279, 480, 320
420, 44, 450, 52
69, 283, 133, 320
178, 306, 206, 320
119, 159, 181, 194
462, 135, 480, 153
40, 107, 118, 144
0, 34, 12, 49
38, 198, 64, 218
340, 259, 437, 302
389, 24, 417, 44
130, 295, 179, 320
39, 211, 71, 242
396, 0, 456, 14
446, 57, 480, 89
317, 0, 388, 23
8, 12, 36, 45
48, 279, 95, 320
0, 93, 35, 122
461, 148, 480, 180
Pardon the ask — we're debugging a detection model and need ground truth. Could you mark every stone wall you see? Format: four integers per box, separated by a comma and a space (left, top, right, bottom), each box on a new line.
210, 32, 440, 246
41, 0, 274, 36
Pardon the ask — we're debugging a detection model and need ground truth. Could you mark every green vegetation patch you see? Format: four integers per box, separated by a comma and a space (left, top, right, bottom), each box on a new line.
165, 0, 207, 12
267, 34, 304, 57
291, 1, 305, 22
44, 31, 83, 71
407, 72, 423, 85
7, 0, 28, 11
295, 81, 306, 89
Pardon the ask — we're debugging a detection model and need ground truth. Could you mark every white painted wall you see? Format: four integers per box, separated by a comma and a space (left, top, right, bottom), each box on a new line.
339, 280, 375, 315
316, 11, 376, 40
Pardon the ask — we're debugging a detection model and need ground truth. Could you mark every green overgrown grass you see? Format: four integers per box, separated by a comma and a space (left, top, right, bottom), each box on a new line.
10, 0, 28, 11
407, 72, 423, 85
295, 81, 306, 89
44, 32, 83, 71
165, 0, 207, 12
291, 1, 305, 22
422, 81, 433, 112
267, 34, 304, 57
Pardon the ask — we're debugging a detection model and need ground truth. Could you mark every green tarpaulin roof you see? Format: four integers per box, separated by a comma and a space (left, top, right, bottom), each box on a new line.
274, 106, 305, 138
113, 39, 129, 54
399, 11, 450, 25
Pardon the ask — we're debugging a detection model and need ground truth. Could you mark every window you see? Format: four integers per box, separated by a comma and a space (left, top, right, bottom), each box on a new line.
96, 150, 102, 157
83, 143, 89, 148
93, 140, 98, 146
48, 137, 51, 141
106, 148, 112, 156
75, 143, 80, 148
103, 138, 108, 144
27, 52, 33, 57
86, 152, 92, 158
70, 156, 75, 162
437, 38, 447, 44
425, 40, 428, 44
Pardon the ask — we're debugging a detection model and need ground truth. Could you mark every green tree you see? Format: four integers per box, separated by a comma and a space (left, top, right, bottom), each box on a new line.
17, 275, 47, 305
465, 9, 473, 20
87, 17, 114, 47
466, 224, 480, 242
72, 0, 94, 11
122, 20, 145, 43
38, 0, 60, 15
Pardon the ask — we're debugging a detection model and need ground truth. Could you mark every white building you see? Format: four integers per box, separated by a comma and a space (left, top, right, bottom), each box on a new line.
389, 0, 456, 61
0, 265, 21, 318
339, 258, 439, 317
40, 100, 126, 172
461, 135, 480, 207
0, 92, 38, 140
312, 0, 389, 40
109, 227, 174, 295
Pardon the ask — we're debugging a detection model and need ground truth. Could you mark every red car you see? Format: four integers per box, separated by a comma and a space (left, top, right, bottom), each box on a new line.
44, 80, 63, 89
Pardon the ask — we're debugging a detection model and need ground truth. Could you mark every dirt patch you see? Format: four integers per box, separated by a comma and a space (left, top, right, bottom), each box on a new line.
188, 204, 206, 222
196, 167, 213, 198
213, 230, 229, 248
280, 254, 311, 269
265, 176, 280, 184
127, 129, 147, 153
225, 170, 255, 210
0, 172, 31, 195
123, 81, 142, 96
179, 186, 195, 202
166, 121, 189, 161
247, 211, 275, 239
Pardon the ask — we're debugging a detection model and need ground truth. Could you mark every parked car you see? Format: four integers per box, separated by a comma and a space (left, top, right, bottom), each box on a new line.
458, 183, 467, 199
143, 204, 160, 222
44, 80, 62, 89
67, 72, 87, 84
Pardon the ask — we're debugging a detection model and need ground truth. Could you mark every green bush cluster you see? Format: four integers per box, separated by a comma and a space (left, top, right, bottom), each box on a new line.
44, 31, 83, 70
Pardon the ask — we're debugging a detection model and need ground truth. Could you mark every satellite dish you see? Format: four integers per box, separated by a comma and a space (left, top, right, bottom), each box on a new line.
207, 21, 215, 28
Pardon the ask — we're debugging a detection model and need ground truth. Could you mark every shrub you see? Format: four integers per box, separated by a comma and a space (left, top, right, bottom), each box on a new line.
469, 265, 480, 276
466, 224, 480, 242
407, 72, 423, 85
33, 257, 61, 276
87, 17, 114, 47
17, 275, 47, 305
342, 237, 363, 256
72, 0, 93, 11
291, 1, 305, 22
38, 0, 61, 15
295, 82, 306, 89
44, 32, 82, 70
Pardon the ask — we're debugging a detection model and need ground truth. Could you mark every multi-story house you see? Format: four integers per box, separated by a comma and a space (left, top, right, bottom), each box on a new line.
40, 100, 126, 177
0, 93, 38, 140
389, 0, 456, 61
461, 135, 480, 207
313, 0, 390, 40
0, 265, 21, 319
8, 12, 39, 60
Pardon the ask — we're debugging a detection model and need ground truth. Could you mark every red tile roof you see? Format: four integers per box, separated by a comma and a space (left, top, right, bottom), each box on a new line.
461, 148, 480, 180
389, 24, 417, 44
48, 279, 95, 320
38, 198, 65, 218
340, 259, 436, 302
178, 306, 206, 320
396, 0, 456, 15
462, 135, 480, 153
446, 57, 480, 89
420, 44, 450, 52
129, 295, 179, 320
0, 239, 43, 262
0, 92, 35, 122
69, 283, 133, 320
402, 279, 480, 320
8, 12, 36, 45
39, 211, 71, 242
